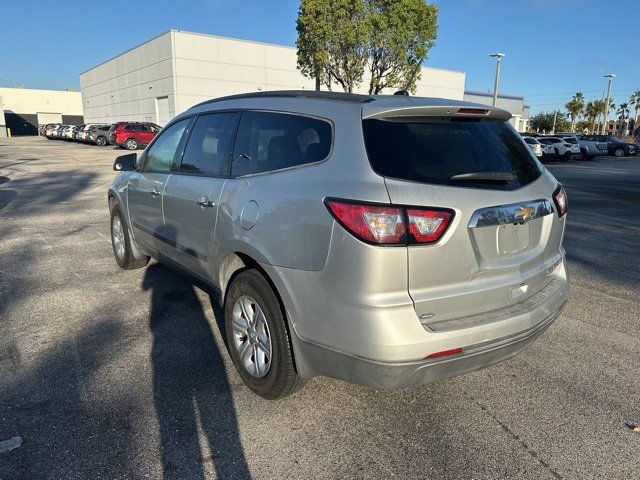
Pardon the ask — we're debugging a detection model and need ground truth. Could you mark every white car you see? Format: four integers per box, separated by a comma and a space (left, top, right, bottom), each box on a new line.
63, 126, 77, 140
540, 137, 579, 161
522, 136, 543, 157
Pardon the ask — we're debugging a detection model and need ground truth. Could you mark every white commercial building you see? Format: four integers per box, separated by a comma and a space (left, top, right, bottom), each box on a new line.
0, 87, 84, 137
463, 90, 530, 132
80, 30, 466, 126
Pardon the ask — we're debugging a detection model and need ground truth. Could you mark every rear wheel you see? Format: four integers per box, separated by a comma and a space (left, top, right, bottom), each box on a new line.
614, 147, 625, 157
125, 138, 138, 150
224, 269, 302, 399
96, 136, 107, 146
110, 205, 149, 270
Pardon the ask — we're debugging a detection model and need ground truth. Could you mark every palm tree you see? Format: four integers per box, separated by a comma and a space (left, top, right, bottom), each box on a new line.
585, 101, 601, 133
630, 90, 640, 133
565, 92, 585, 132
616, 102, 630, 135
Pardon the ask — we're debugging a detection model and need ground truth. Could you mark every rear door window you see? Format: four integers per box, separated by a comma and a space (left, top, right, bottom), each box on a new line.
180, 112, 238, 176
363, 118, 542, 190
232, 111, 332, 177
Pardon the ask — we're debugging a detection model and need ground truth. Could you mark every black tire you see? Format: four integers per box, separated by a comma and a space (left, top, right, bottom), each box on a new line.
125, 138, 138, 150
224, 269, 302, 399
614, 148, 625, 158
109, 204, 149, 270
96, 136, 107, 146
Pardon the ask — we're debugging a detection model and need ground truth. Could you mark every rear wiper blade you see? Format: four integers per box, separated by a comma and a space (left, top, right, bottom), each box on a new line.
450, 172, 517, 182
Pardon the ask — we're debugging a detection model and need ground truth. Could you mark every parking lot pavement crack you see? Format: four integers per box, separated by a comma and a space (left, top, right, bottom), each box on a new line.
475, 401, 563, 480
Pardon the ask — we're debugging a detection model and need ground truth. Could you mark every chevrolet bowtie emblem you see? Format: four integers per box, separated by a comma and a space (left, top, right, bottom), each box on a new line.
515, 206, 535, 222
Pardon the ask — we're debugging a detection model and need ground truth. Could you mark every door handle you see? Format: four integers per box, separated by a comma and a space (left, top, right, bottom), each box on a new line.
197, 196, 215, 208
149, 187, 160, 196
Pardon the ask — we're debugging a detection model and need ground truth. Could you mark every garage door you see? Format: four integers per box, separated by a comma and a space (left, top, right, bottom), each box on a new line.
37, 112, 62, 125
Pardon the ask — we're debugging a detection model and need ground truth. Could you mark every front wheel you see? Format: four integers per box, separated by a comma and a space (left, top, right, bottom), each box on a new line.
125, 138, 139, 150
96, 136, 107, 146
225, 269, 302, 399
614, 148, 625, 157
110, 205, 149, 270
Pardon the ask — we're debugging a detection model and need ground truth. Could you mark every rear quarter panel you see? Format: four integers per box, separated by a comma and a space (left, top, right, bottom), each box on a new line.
212, 102, 390, 275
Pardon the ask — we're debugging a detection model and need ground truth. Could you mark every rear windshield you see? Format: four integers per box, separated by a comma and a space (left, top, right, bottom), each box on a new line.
363, 118, 542, 190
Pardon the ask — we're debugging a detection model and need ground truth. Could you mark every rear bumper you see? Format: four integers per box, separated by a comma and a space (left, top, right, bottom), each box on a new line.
293, 299, 566, 388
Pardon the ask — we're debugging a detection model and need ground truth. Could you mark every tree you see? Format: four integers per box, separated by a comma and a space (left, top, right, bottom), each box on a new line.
585, 101, 602, 133
296, 0, 438, 94
564, 92, 585, 132
630, 90, 640, 130
616, 102, 630, 135
296, 0, 369, 92
365, 0, 438, 94
530, 111, 569, 133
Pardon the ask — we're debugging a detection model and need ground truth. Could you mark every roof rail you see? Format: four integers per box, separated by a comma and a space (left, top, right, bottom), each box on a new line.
192, 90, 375, 108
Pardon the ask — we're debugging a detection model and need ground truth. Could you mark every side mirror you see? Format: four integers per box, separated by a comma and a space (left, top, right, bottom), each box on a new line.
113, 153, 137, 172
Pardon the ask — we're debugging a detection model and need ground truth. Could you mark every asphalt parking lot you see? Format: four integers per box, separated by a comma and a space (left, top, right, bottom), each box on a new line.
1, 136, 639, 479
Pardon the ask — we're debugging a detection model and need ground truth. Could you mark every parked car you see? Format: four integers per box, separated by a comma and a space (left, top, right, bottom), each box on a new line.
108, 122, 161, 150
582, 135, 637, 157
555, 133, 605, 159
108, 91, 570, 399
50, 125, 68, 138
539, 137, 579, 160
71, 125, 85, 141
60, 125, 75, 140
87, 125, 112, 146
540, 142, 557, 162
43, 124, 61, 138
522, 136, 543, 158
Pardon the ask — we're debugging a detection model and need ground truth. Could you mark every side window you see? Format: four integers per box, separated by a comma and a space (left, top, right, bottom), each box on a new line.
124, 125, 133, 132
180, 112, 237, 176
143, 118, 189, 173
232, 111, 332, 177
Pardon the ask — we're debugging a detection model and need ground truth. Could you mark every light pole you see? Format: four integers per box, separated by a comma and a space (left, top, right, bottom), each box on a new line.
602, 73, 615, 134
489, 53, 505, 107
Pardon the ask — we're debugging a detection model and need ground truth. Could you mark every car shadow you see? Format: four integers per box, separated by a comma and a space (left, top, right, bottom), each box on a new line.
141, 262, 251, 479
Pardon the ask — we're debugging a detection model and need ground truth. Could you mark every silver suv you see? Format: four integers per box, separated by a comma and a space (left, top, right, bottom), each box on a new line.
108, 91, 570, 399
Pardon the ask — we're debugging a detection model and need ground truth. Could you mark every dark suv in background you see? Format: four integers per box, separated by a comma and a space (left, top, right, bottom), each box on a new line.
109, 122, 161, 150
581, 135, 637, 157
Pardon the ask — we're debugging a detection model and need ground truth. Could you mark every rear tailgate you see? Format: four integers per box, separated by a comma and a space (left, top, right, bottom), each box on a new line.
362, 102, 566, 330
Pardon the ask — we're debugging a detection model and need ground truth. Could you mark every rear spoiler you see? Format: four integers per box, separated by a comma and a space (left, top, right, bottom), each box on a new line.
362, 102, 512, 122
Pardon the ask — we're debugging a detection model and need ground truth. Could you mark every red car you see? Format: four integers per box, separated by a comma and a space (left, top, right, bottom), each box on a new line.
108, 122, 161, 150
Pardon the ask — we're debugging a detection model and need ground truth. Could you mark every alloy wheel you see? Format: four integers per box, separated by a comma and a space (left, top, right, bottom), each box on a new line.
111, 215, 126, 260
231, 295, 272, 378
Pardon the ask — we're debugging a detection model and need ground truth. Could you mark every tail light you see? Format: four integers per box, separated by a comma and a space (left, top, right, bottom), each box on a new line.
325, 200, 405, 244
406, 208, 453, 243
553, 185, 567, 217
325, 199, 453, 246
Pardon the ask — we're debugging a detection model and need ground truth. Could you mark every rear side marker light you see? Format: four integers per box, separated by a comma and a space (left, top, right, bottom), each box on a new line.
553, 185, 568, 217
325, 199, 453, 246
425, 347, 462, 359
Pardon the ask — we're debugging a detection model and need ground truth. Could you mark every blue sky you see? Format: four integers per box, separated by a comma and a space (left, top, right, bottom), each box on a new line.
1, 0, 638, 114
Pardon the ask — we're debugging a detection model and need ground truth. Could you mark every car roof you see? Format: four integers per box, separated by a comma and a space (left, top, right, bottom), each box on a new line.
186, 90, 512, 122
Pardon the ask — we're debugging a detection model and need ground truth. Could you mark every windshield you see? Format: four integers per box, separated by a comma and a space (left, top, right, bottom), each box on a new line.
362, 118, 542, 190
